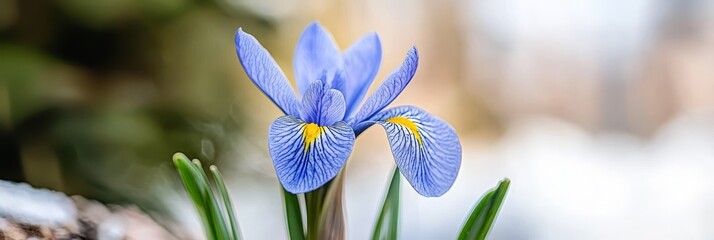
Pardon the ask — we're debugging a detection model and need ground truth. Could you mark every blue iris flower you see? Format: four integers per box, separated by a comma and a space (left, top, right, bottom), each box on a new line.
234, 22, 461, 197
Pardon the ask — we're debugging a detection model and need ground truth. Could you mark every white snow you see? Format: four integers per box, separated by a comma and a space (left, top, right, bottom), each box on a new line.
0, 180, 78, 229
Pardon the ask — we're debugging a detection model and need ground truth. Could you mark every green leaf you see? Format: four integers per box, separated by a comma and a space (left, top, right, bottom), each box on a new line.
372, 168, 401, 240
210, 165, 241, 240
192, 159, 231, 240
283, 188, 305, 240
458, 178, 511, 240
173, 152, 238, 240
173, 153, 217, 240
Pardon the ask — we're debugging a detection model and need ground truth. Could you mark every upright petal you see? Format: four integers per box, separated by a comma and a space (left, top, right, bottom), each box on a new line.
301, 81, 346, 126
235, 28, 300, 116
370, 106, 461, 197
294, 22, 342, 95
269, 116, 355, 193
352, 47, 418, 125
330, 69, 347, 100
342, 33, 382, 117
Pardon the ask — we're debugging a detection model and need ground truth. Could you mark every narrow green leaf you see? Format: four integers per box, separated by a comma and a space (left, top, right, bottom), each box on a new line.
283, 188, 305, 240
458, 178, 511, 240
372, 168, 401, 240
191, 159, 231, 240
210, 165, 241, 240
173, 153, 217, 240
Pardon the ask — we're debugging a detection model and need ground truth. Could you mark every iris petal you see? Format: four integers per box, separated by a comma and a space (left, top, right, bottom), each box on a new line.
371, 106, 461, 197
269, 116, 355, 193
301, 81, 347, 126
352, 47, 418, 124
342, 33, 382, 117
294, 22, 342, 95
330, 68, 347, 100
235, 28, 300, 116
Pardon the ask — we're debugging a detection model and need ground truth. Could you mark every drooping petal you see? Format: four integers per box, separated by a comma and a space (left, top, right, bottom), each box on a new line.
294, 22, 342, 95
352, 47, 418, 125
235, 28, 300, 116
301, 81, 346, 126
370, 106, 461, 197
342, 33, 382, 117
269, 116, 355, 193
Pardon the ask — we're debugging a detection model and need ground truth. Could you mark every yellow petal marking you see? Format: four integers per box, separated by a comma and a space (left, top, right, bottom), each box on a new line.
303, 123, 324, 152
386, 116, 422, 145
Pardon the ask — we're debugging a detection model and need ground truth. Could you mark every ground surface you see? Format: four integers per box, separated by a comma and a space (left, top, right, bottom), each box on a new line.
0, 181, 184, 240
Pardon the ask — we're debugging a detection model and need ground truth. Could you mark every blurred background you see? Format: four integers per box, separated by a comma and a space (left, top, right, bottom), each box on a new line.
1, 0, 714, 239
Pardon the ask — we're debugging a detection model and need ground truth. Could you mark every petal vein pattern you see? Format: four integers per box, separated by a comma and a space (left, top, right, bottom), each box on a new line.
352, 47, 418, 124
235, 29, 300, 116
373, 106, 461, 197
269, 116, 355, 193
301, 81, 346, 126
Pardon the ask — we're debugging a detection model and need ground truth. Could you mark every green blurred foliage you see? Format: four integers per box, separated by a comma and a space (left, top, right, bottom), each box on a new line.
0, 45, 56, 127
0, 0, 278, 215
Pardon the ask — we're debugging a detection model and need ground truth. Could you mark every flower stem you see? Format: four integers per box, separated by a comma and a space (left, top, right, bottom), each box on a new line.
305, 182, 329, 240
317, 172, 346, 240
283, 188, 305, 240
303, 170, 347, 240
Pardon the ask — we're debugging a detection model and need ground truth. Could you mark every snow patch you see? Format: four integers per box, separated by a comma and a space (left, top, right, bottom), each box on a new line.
0, 180, 78, 229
